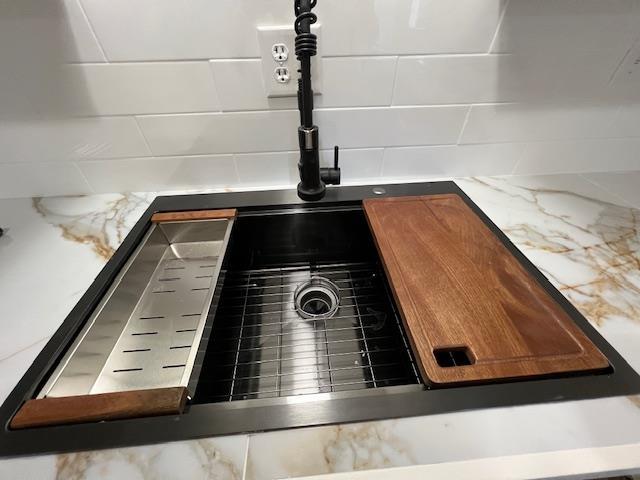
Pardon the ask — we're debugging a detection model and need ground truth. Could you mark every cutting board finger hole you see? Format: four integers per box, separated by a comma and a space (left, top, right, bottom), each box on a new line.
434, 347, 474, 368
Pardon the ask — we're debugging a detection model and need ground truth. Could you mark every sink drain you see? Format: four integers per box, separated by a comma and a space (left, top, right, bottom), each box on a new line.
294, 277, 340, 320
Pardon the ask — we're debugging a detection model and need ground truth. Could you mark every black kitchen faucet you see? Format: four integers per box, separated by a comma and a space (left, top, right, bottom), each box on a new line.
294, 0, 340, 201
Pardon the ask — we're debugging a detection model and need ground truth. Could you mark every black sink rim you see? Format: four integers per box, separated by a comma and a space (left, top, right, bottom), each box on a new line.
1, 180, 639, 457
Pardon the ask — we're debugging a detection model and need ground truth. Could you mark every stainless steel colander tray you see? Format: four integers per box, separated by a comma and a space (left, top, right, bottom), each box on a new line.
38, 211, 235, 400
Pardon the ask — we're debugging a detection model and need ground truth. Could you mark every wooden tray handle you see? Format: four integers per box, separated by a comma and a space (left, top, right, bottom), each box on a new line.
10, 387, 188, 429
151, 209, 237, 223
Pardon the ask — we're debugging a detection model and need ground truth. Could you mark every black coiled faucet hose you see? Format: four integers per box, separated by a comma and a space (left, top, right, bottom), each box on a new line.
294, 0, 317, 128
294, 19, 317, 58
294, 0, 318, 67
294, 2, 317, 59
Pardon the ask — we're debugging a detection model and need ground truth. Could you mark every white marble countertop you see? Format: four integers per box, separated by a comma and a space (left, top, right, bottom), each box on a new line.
1, 172, 640, 480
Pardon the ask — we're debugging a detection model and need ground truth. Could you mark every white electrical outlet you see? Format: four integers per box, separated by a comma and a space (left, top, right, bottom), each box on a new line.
257, 24, 323, 98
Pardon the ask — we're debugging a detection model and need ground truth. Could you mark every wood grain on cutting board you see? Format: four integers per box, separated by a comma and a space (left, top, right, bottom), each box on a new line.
363, 194, 608, 385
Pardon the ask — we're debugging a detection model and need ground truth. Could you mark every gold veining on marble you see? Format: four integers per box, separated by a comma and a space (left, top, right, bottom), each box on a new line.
629, 395, 640, 409
246, 421, 413, 479
323, 423, 413, 472
55, 440, 241, 480
33, 193, 152, 261
466, 178, 640, 328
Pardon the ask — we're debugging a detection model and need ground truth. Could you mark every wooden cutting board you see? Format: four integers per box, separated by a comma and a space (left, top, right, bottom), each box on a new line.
363, 194, 608, 385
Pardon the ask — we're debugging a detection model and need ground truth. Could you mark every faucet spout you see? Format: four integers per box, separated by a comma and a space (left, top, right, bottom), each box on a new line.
294, 0, 340, 201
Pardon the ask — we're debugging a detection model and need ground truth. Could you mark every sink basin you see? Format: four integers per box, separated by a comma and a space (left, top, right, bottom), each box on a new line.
2, 181, 639, 457
193, 206, 420, 404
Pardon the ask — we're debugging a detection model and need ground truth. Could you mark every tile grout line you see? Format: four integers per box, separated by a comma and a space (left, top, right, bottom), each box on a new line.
388, 56, 400, 106
75, 0, 109, 63
579, 173, 635, 208
65, 139, 639, 164
377, 149, 385, 177
231, 154, 242, 185
65, 52, 509, 67
73, 161, 96, 194
9, 139, 635, 167
510, 143, 527, 175
206, 60, 224, 113
99, 102, 511, 118
133, 117, 155, 156
455, 105, 473, 145
71, 104, 477, 119
322, 52, 506, 59
487, 0, 510, 53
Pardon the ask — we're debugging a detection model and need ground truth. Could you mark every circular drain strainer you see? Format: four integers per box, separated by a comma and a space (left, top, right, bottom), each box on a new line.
294, 277, 340, 320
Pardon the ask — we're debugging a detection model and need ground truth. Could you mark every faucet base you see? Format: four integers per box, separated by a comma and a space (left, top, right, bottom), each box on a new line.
297, 181, 326, 201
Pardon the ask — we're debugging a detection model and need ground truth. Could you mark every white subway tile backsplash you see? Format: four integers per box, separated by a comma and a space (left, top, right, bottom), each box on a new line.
0, 163, 91, 199
210, 57, 396, 112
320, 57, 397, 107
80, 0, 292, 61
235, 148, 384, 187
67, 62, 220, 115
583, 171, 640, 208
0, 117, 150, 163
493, 0, 640, 54
515, 139, 640, 175
80, 0, 502, 61
0, 0, 106, 118
2, 0, 640, 198
318, 0, 503, 55
393, 52, 623, 105
235, 151, 298, 186
551, 51, 628, 101
210, 60, 290, 112
393, 55, 519, 105
137, 111, 300, 156
382, 144, 523, 179
315, 106, 468, 148
459, 104, 621, 144
0, 0, 104, 66
78, 155, 237, 193
612, 105, 640, 138
63, 0, 106, 62
137, 106, 467, 157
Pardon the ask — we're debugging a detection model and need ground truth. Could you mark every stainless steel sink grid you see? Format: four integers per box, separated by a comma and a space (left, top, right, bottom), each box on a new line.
194, 262, 420, 403
38, 218, 234, 398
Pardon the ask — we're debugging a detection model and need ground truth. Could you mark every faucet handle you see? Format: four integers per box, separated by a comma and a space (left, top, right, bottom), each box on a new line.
320, 146, 341, 186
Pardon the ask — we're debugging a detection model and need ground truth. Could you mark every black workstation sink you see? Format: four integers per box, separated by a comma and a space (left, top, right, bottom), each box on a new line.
1, 182, 639, 457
